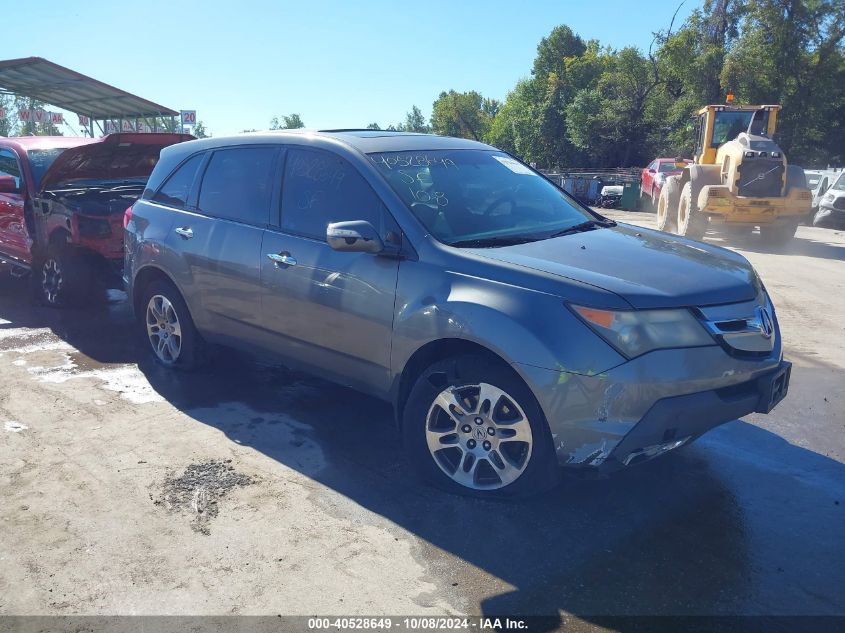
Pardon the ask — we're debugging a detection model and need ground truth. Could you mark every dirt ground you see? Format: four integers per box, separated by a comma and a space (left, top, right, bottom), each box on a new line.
0, 215, 843, 628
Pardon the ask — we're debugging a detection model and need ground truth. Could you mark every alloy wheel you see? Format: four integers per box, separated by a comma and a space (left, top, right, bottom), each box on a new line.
41, 258, 63, 304
146, 294, 182, 363
425, 382, 533, 490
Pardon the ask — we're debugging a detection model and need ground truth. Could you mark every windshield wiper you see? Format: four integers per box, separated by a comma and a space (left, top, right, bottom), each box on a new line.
448, 234, 546, 248
549, 219, 616, 238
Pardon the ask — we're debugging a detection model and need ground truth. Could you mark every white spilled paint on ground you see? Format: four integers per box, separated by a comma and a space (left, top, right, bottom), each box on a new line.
4, 420, 28, 433
0, 323, 162, 404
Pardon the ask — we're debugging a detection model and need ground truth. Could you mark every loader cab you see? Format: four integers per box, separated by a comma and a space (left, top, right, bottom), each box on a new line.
693, 104, 781, 165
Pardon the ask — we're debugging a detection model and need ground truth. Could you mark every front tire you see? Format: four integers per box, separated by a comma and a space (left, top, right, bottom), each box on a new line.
33, 243, 91, 308
403, 354, 558, 498
139, 279, 203, 370
656, 176, 680, 232
677, 181, 708, 240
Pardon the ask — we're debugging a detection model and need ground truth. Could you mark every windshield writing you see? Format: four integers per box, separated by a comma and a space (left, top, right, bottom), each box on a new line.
370, 150, 592, 245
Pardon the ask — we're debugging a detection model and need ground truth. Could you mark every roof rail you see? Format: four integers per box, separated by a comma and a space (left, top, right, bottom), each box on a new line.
318, 128, 412, 133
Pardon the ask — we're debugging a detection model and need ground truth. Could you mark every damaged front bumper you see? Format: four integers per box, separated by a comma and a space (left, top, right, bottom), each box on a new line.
516, 342, 788, 472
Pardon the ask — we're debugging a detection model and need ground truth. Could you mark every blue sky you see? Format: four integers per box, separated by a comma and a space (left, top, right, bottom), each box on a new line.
7, 0, 700, 136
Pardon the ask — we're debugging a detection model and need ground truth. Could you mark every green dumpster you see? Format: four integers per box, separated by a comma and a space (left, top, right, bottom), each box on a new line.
620, 182, 640, 211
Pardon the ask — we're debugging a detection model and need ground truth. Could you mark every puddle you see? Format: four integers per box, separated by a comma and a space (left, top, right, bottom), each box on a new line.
0, 322, 162, 404
4, 421, 28, 433
155, 460, 255, 535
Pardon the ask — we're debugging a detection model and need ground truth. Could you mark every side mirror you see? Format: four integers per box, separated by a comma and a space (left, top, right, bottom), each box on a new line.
327, 220, 384, 254
648, 168, 656, 174
0, 175, 19, 193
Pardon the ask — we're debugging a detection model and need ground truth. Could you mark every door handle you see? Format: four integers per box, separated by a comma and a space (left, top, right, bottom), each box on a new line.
174, 227, 193, 239
267, 252, 297, 267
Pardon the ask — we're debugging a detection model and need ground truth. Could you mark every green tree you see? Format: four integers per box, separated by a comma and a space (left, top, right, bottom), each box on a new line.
193, 120, 210, 138
397, 105, 430, 133
430, 90, 497, 140
532, 25, 588, 79
366, 122, 381, 130
720, 0, 845, 164
270, 113, 305, 129
486, 79, 544, 161
0, 94, 14, 136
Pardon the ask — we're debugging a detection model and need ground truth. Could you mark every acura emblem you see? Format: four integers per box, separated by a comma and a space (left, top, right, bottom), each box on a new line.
755, 305, 774, 339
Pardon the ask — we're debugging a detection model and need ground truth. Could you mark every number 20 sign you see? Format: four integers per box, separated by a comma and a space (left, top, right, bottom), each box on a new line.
180, 110, 197, 126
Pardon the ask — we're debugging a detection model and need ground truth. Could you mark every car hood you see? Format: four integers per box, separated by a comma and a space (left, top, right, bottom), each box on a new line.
39, 133, 194, 192
465, 224, 759, 309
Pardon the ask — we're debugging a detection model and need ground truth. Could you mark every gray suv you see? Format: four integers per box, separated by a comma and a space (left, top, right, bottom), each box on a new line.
124, 130, 791, 498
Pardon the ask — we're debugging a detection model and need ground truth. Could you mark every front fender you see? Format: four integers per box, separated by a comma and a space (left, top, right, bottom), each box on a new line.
390, 262, 626, 383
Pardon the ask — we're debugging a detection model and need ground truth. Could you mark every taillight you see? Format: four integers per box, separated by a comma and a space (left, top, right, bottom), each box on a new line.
123, 205, 133, 229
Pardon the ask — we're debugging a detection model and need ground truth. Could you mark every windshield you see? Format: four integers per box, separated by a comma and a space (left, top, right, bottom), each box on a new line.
832, 174, 845, 192
658, 162, 683, 173
806, 174, 821, 188
369, 150, 592, 245
27, 148, 71, 189
711, 110, 769, 147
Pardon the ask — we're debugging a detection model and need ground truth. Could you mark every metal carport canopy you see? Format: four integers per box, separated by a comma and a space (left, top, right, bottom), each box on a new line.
0, 56, 178, 119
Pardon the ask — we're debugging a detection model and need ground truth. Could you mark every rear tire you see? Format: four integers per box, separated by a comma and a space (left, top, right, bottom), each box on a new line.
656, 176, 681, 232
139, 279, 204, 370
677, 181, 708, 240
403, 354, 559, 499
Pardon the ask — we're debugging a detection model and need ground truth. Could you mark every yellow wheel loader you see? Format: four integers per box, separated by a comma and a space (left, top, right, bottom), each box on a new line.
656, 103, 812, 243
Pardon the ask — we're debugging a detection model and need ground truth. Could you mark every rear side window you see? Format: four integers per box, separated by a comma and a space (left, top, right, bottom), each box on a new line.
153, 153, 203, 208
198, 147, 277, 225
280, 148, 383, 240
0, 148, 22, 190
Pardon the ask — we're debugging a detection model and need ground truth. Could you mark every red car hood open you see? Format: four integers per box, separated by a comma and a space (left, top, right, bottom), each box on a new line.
38, 133, 194, 192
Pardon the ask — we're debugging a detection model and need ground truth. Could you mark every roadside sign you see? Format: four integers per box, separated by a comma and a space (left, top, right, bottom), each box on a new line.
78, 114, 90, 127
121, 120, 135, 132
105, 120, 118, 133
50, 112, 64, 125
180, 110, 196, 126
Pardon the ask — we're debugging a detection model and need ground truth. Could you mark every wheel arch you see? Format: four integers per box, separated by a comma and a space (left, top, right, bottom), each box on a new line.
392, 338, 518, 429
132, 264, 183, 318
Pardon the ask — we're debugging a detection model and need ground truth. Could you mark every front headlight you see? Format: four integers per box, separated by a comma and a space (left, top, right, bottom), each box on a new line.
822, 192, 835, 204
571, 305, 714, 358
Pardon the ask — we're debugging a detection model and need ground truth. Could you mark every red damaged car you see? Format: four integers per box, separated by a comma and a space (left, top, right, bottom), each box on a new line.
640, 157, 691, 209
0, 133, 192, 306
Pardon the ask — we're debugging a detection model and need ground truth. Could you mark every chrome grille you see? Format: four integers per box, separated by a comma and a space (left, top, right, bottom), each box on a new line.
696, 295, 776, 356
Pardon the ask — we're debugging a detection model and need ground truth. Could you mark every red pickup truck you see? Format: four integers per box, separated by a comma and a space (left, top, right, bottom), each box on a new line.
0, 133, 191, 306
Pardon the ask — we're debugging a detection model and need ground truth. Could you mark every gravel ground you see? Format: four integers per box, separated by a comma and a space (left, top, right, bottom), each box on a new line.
0, 216, 843, 630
